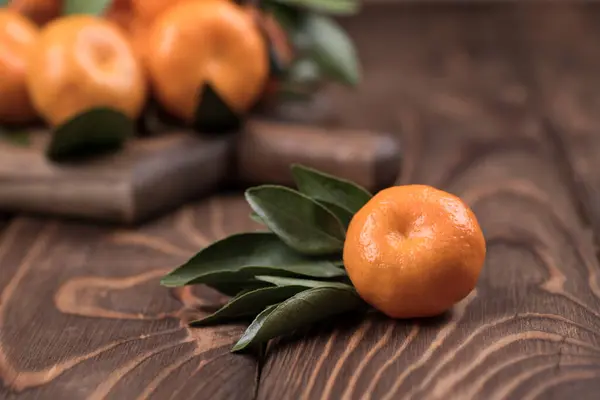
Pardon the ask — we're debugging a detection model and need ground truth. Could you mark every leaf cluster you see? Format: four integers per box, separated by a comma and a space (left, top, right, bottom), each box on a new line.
263, 0, 361, 98
161, 164, 373, 352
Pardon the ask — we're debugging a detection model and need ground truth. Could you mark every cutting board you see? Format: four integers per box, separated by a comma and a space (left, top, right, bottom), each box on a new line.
0, 119, 401, 225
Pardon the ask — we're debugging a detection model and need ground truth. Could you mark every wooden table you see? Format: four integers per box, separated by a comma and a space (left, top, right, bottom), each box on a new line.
2, 4, 600, 399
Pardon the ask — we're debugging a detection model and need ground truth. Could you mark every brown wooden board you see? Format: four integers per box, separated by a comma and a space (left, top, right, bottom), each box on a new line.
258, 5, 600, 399
0, 132, 232, 225
0, 119, 400, 225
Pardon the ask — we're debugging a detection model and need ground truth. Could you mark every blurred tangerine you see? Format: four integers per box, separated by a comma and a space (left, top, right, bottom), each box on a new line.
26, 15, 147, 126
0, 9, 39, 124
146, 0, 269, 121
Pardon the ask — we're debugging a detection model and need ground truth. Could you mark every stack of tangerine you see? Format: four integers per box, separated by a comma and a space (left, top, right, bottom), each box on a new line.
0, 0, 292, 129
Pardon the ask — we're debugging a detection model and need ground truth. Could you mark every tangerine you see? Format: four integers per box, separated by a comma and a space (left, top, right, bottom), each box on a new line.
26, 15, 147, 127
146, 0, 269, 121
343, 185, 486, 319
0, 9, 39, 124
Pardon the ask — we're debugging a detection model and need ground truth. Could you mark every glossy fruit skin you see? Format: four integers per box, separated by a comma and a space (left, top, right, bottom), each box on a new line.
0, 9, 39, 124
26, 15, 147, 127
146, 0, 269, 121
343, 185, 486, 319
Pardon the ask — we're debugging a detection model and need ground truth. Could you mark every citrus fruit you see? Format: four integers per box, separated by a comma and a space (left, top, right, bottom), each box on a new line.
26, 15, 147, 127
146, 0, 269, 122
343, 185, 486, 319
7, 0, 61, 26
0, 9, 39, 124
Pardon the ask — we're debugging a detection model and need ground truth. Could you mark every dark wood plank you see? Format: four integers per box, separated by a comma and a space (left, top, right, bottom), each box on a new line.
0, 119, 401, 224
520, 5, 600, 248
0, 195, 262, 399
236, 120, 401, 191
258, 6, 600, 399
0, 132, 232, 225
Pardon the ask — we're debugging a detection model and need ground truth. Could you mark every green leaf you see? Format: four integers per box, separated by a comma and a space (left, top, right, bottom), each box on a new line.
0, 0, 9, 7
316, 201, 353, 229
273, 0, 359, 16
62, 0, 112, 16
205, 281, 271, 297
190, 286, 307, 326
46, 108, 133, 162
266, 2, 301, 34
291, 164, 372, 214
304, 14, 361, 87
256, 275, 352, 289
231, 286, 365, 352
194, 83, 242, 134
160, 232, 346, 287
245, 185, 345, 255
249, 212, 264, 225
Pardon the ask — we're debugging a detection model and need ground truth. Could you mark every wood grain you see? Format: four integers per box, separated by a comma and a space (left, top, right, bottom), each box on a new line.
0, 195, 262, 399
521, 5, 600, 248
259, 6, 600, 399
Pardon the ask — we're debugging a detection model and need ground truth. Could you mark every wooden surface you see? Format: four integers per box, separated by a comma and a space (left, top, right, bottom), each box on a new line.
2, 4, 600, 399
0, 132, 232, 225
0, 120, 398, 225
236, 120, 401, 191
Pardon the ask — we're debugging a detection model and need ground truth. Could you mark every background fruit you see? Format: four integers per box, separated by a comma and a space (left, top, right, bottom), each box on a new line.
27, 15, 147, 127
343, 185, 486, 319
0, 9, 39, 124
7, 0, 61, 26
146, 0, 269, 121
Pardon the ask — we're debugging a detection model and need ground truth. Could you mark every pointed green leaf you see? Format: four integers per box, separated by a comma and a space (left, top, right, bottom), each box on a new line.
245, 185, 345, 255
231, 286, 365, 352
62, 0, 112, 16
255, 275, 352, 289
47, 107, 133, 162
204, 281, 271, 297
160, 232, 345, 287
273, 0, 359, 16
291, 164, 371, 214
190, 286, 307, 326
304, 14, 360, 87
194, 83, 242, 134
316, 201, 353, 229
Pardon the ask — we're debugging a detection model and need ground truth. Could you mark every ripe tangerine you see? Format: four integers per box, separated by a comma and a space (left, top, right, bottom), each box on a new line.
343, 185, 486, 319
0, 9, 39, 124
146, 0, 269, 122
26, 15, 147, 127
